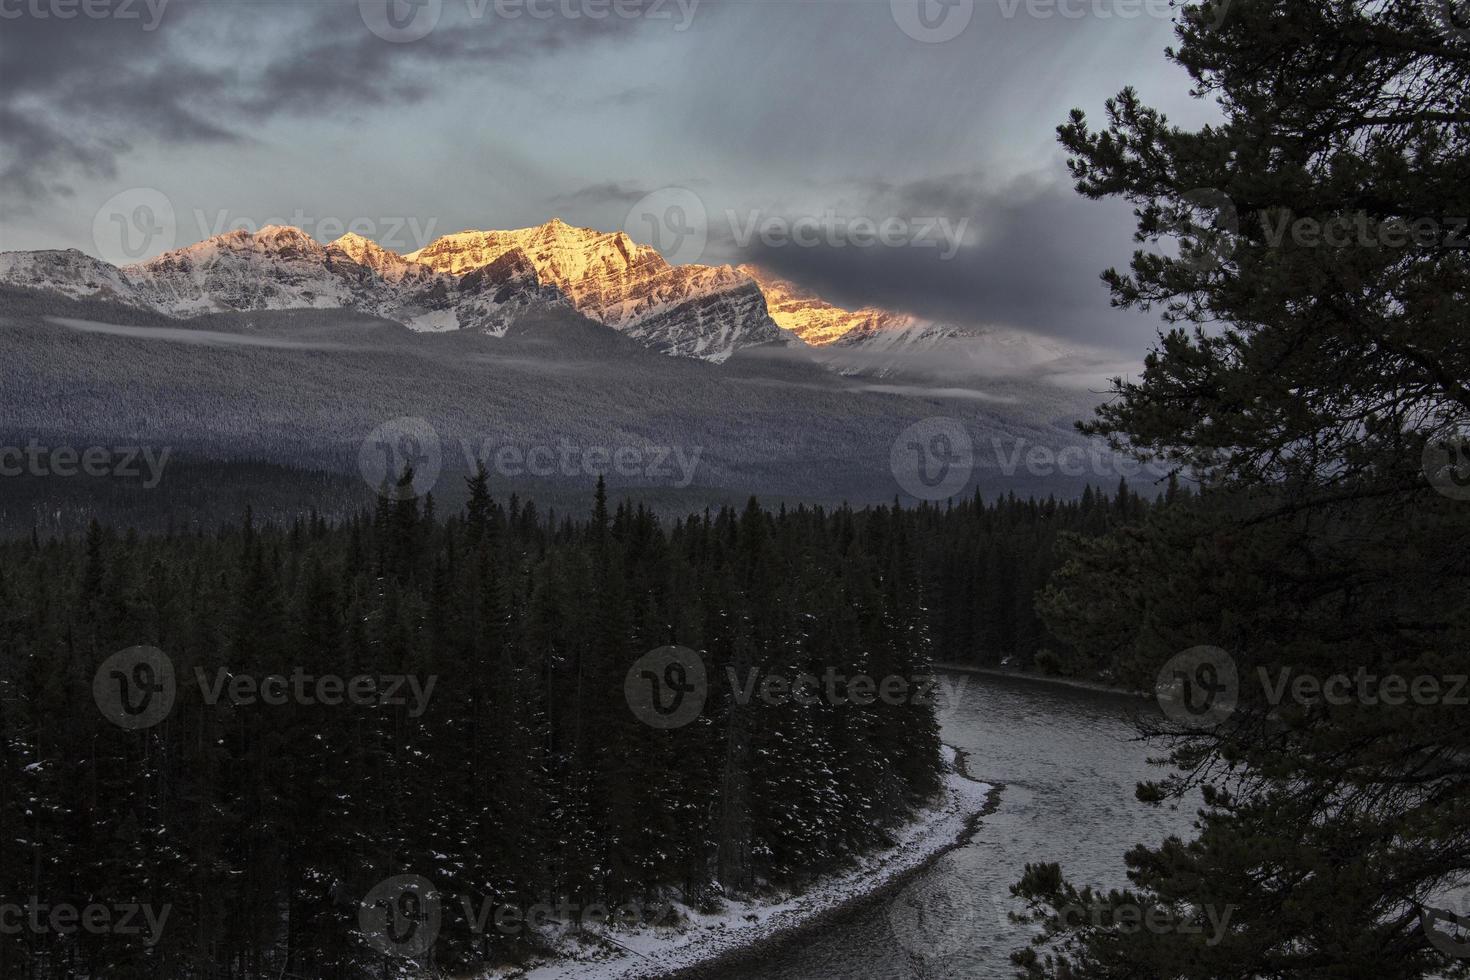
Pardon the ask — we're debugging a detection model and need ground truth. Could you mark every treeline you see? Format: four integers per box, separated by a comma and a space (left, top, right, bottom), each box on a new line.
916, 477, 1180, 672
0, 459, 374, 539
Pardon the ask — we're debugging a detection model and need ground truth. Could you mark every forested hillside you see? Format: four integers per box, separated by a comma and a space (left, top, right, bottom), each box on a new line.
0, 471, 1169, 977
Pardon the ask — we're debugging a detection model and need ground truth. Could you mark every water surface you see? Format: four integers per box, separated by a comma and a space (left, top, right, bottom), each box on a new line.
729, 671, 1198, 979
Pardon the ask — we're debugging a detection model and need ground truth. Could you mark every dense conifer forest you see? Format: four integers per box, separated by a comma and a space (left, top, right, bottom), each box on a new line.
0, 468, 1169, 977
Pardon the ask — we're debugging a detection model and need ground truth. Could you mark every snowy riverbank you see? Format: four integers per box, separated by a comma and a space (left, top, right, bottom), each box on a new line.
486, 747, 996, 979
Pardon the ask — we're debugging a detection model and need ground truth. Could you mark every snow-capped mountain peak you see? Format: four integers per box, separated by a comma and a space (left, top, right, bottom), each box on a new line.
330, 232, 433, 285
410, 220, 784, 361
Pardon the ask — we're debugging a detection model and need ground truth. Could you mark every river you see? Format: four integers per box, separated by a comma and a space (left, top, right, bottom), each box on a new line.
719, 670, 1201, 979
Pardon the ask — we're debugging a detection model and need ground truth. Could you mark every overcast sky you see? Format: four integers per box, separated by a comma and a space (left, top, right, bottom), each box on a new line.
0, 0, 1220, 352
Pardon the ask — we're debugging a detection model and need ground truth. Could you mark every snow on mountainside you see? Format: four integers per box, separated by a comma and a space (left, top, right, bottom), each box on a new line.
123, 226, 395, 316
331, 231, 438, 286
739, 263, 905, 346
0, 221, 786, 361
410, 219, 786, 361
738, 263, 1091, 380
0, 227, 561, 339
2, 221, 1072, 370
0, 249, 137, 302
739, 263, 965, 352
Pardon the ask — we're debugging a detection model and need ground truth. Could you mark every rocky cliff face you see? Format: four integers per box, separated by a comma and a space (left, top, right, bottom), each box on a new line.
411, 220, 786, 361
0, 220, 788, 361
7, 221, 1048, 366
739, 263, 964, 352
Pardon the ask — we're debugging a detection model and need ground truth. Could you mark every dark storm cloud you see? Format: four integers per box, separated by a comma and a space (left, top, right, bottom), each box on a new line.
2, 0, 1204, 352
731, 173, 1156, 351
0, 2, 231, 201
0, 0, 684, 202
549, 181, 653, 207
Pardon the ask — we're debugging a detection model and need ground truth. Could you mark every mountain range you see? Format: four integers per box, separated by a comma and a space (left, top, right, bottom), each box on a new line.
0, 217, 1144, 526
0, 219, 1059, 368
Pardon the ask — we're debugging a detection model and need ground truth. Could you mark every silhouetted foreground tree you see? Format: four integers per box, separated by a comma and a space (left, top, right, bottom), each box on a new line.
1016, 2, 1470, 978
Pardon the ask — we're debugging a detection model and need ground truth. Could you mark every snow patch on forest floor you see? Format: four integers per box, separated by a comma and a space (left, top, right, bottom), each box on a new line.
490, 746, 993, 979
